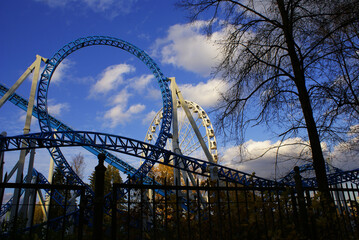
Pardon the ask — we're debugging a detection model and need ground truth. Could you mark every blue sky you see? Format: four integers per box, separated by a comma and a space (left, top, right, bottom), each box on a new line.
1, 0, 357, 183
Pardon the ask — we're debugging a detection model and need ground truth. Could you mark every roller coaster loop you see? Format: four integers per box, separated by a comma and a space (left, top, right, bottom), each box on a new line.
34, 36, 172, 196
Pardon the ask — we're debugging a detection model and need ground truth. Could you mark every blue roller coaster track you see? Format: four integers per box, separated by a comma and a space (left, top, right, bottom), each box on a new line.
0, 131, 279, 187
0, 169, 66, 217
2, 36, 359, 220
1, 132, 359, 189
35, 36, 172, 199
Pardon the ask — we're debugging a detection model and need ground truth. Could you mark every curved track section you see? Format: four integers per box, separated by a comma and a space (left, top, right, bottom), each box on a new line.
280, 162, 359, 187
35, 36, 172, 192
0, 131, 279, 187
0, 83, 158, 185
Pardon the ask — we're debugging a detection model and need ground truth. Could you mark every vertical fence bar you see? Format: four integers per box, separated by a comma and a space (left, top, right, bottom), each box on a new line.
293, 166, 309, 239
175, 178, 180, 240
305, 189, 316, 239
196, 179, 202, 240
353, 183, 359, 239
11, 174, 22, 239
260, 188, 269, 239
29, 181, 38, 238
235, 182, 241, 239
207, 180, 212, 240
139, 180, 143, 240
164, 178, 168, 240
152, 178, 157, 240
127, 183, 131, 240
216, 180, 223, 240
343, 183, 355, 236
333, 184, 348, 237
0, 173, 7, 216
45, 181, 55, 240
185, 178, 190, 240
111, 185, 117, 240
78, 188, 85, 240
252, 187, 260, 238
226, 181, 233, 240
275, 188, 283, 234
61, 179, 69, 240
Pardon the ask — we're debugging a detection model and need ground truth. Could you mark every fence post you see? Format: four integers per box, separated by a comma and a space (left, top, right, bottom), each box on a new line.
93, 153, 106, 240
293, 166, 309, 239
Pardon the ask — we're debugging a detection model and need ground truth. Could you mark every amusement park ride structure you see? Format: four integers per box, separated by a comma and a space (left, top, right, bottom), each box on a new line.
1, 36, 359, 223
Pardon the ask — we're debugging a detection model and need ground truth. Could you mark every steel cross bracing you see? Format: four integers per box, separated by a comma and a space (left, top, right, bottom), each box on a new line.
279, 162, 359, 187
2, 132, 359, 187
0, 85, 202, 212
0, 82, 163, 202
0, 83, 140, 177
0, 169, 65, 217
0, 131, 279, 187
33, 36, 172, 195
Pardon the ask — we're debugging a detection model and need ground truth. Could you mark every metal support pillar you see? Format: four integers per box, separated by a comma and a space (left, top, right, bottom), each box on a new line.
10, 55, 47, 220
0, 55, 47, 108
169, 77, 218, 181
0, 131, 6, 184
170, 78, 182, 185
44, 145, 56, 221
21, 144, 36, 226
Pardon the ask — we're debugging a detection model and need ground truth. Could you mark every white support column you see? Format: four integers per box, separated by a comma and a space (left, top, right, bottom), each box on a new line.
169, 78, 218, 181
44, 154, 55, 221
0, 55, 47, 109
37, 189, 47, 220
170, 78, 182, 185
20, 144, 36, 219
10, 55, 47, 220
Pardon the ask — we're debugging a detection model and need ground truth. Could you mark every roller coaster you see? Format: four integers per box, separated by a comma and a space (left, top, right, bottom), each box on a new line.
1, 36, 359, 225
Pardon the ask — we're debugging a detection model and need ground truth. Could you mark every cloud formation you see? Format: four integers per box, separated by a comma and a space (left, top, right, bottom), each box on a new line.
179, 79, 227, 108
220, 136, 359, 181
34, 0, 138, 17
153, 20, 225, 76
104, 103, 145, 127
90, 65, 159, 128
90, 64, 134, 96
220, 138, 314, 180
48, 101, 70, 116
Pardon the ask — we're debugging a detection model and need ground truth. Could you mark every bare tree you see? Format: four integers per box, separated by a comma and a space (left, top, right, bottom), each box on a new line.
177, 0, 359, 203
70, 153, 85, 179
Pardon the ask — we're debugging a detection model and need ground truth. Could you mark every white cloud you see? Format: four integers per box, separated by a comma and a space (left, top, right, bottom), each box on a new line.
19, 112, 38, 130
48, 102, 70, 116
35, 0, 70, 7
35, 0, 138, 18
130, 74, 154, 92
111, 89, 132, 106
35, 59, 73, 84
142, 110, 157, 125
179, 79, 228, 108
51, 59, 73, 84
90, 64, 135, 96
220, 138, 314, 180
153, 21, 225, 76
104, 103, 145, 127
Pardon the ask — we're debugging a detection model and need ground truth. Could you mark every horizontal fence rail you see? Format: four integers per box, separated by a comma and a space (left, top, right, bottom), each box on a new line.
1, 178, 359, 239
0, 182, 86, 240
109, 180, 359, 240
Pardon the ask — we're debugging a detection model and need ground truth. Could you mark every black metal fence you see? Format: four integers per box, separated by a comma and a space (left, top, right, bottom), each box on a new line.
1, 176, 359, 239
0, 181, 86, 240
109, 180, 359, 240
